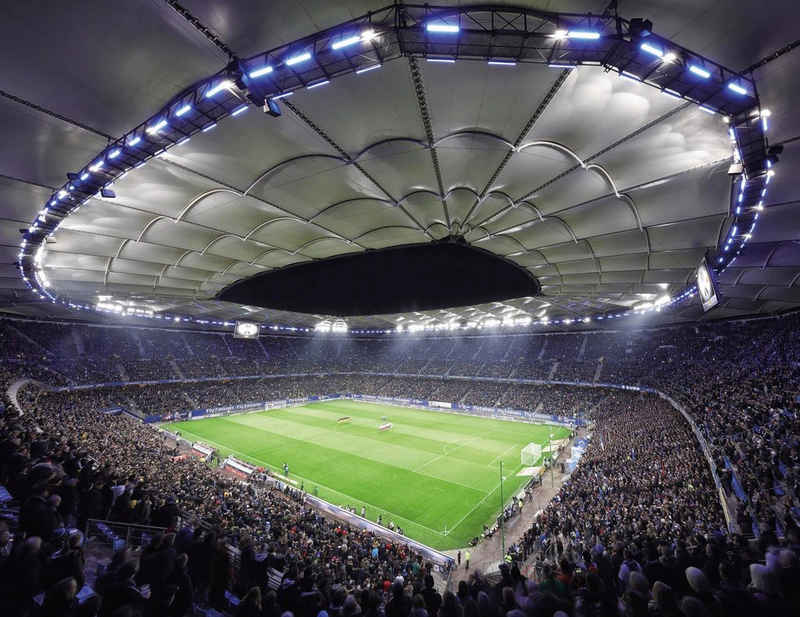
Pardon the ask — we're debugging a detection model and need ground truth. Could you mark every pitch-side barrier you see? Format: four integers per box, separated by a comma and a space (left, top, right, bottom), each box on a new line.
52, 372, 728, 533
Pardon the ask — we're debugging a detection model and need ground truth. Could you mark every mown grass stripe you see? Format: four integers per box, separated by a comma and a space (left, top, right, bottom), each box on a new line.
170, 415, 484, 528
166, 401, 570, 549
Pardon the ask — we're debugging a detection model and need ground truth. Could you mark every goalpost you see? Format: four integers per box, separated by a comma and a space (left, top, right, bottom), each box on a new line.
520, 442, 543, 466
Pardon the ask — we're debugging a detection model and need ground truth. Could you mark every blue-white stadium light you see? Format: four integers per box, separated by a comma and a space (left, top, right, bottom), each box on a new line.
426, 23, 459, 33
146, 119, 167, 134
332, 34, 361, 50
728, 82, 748, 95
567, 31, 600, 40
640, 42, 663, 57
688, 65, 711, 78
286, 52, 312, 66
249, 65, 273, 78
206, 80, 233, 98
356, 64, 381, 74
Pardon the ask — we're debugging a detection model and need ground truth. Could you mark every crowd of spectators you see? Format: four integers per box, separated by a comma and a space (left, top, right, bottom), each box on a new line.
2, 313, 800, 615
516, 388, 799, 616
0, 381, 443, 616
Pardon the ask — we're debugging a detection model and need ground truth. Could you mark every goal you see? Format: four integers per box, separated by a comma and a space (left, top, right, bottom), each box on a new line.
520, 442, 543, 466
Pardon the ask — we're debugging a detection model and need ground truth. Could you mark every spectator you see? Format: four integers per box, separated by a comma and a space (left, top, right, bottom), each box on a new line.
236, 586, 263, 617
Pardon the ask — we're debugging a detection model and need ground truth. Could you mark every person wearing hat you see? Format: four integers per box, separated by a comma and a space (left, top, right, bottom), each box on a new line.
618, 570, 650, 617
683, 566, 723, 616
648, 581, 680, 617
20, 464, 57, 540
749, 563, 786, 614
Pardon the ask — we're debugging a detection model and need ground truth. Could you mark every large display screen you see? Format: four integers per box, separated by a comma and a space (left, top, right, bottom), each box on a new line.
234, 321, 260, 339
697, 257, 719, 312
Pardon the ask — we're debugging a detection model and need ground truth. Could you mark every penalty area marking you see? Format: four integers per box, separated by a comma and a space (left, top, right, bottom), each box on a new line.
412, 436, 479, 474
488, 442, 521, 468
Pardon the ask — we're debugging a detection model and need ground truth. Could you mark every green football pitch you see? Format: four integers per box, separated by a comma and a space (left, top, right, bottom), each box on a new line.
164, 399, 569, 550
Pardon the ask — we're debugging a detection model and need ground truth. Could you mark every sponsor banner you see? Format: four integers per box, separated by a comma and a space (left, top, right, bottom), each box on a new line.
207, 401, 267, 414
178, 396, 340, 423
345, 394, 579, 428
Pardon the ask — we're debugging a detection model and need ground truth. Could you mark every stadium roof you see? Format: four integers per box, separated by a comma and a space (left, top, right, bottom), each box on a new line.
1, 1, 798, 331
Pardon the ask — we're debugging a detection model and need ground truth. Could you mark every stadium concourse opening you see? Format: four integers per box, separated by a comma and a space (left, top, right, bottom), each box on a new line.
218, 237, 539, 315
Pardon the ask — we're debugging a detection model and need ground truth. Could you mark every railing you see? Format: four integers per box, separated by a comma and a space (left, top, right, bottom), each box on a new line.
85, 518, 168, 553
655, 392, 734, 534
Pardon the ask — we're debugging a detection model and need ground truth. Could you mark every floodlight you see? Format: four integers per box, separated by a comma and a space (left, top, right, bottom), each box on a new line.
249, 65, 273, 78
206, 80, 233, 97
146, 119, 167, 134
332, 35, 361, 50
567, 31, 600, 39
285, 52, 311, 65
426, 23, 459, 33
640, 42, 663, 57
356, 64, 381, 74
688, 65, 711, 78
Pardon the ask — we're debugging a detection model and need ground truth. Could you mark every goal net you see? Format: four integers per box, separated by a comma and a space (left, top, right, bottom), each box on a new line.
520, 442, 543, 466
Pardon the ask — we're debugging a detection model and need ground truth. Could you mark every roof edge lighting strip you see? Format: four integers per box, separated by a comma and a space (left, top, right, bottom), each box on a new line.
18, 3, 771, 330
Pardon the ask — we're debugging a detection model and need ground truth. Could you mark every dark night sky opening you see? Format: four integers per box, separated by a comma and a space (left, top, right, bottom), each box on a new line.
218, 240, 540, 316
